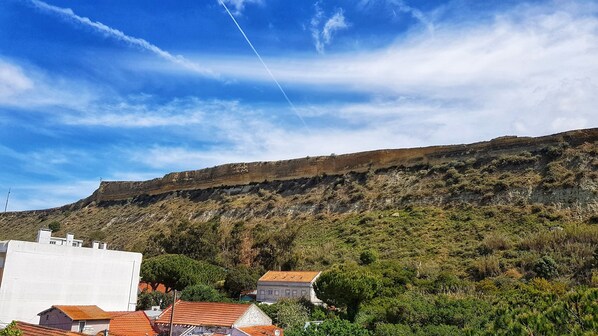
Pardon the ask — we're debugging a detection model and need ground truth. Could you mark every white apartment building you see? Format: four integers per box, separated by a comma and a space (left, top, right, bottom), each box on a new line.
0, 229, 142, 327
257, 271, 322, 304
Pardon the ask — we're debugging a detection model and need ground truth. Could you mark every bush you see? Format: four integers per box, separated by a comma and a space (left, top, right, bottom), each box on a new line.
533, 256, 558, 279
479, 233, 512, 255
48, 221, 61, 233
360, 250, 378, 265
472, 255, 502, 279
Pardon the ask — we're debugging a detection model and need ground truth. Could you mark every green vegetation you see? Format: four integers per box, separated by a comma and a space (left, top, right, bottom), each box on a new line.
140, 254, 225, 292
47, 221, 60, 233
223, 265, 262, 298
180, 284, 229, 302
0, 322, 22, 336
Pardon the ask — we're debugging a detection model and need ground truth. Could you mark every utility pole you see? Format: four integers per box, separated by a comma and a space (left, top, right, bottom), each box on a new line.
4, 188, 10, 213
168, 289, 177, 336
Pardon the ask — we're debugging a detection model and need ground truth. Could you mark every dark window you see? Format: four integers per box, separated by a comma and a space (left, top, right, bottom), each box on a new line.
78, 321, 86, 332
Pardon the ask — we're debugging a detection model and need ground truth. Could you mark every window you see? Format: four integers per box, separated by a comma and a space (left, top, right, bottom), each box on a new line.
260, 290, 265, 295
285, 289, 290, 297
301, 290, 307, 296
268, 290, 273, 295
46, 315, 49, 321
274, 290, 279, 296
78, 321, 86, 332
50, 241, 56, 245
292, 290, 297, 297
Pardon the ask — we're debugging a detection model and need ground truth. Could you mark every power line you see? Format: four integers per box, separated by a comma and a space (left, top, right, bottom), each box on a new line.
218, 0, 309, 130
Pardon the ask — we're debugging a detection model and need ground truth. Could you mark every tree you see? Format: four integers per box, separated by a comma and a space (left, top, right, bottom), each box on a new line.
180, 284, 228, 302
136, 290, 173, 310
273, 299, 309, 330
224, 266, 261, 298
314, 265, 381, 321
48, 221, 61, 233
140, 254, 225, 292
286, 318, 372, 336
0, 321, 23, 336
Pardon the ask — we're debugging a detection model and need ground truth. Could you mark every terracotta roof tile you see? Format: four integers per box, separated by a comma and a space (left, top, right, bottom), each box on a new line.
239, 325, 284, 336
104, 311, 158, 336
15, 321, 87, 336
258, 271, 320, 283
50, 305, 112, 321
138, 282, 167, 293
156, 301, 251, 327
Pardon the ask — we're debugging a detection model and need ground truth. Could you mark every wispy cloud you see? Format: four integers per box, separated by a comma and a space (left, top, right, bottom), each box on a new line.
358, 0, 434, 32
0, 61, 33, 100
310, 3, 349, 53
27, 0, 214, 77
220, 0, 263, 16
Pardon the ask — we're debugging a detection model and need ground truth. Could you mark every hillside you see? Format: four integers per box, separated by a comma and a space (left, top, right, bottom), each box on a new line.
0, 128, 597, 281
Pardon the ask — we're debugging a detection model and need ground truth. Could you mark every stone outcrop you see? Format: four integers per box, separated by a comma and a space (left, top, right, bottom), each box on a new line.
92, 128, 598, 202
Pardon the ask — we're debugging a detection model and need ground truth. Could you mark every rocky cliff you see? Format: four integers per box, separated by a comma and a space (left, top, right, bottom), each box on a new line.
90, 128, 597, 203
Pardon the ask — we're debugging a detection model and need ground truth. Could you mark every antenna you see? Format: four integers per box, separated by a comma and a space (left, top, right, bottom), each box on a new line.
4, 188, 10, 213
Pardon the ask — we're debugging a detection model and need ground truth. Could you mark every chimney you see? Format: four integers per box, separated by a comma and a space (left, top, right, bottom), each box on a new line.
275, 330, 281, 336
36, 229, 52, 244
66, 233, 74, 246
92, 241, 100, 249
100, 242, 108, 250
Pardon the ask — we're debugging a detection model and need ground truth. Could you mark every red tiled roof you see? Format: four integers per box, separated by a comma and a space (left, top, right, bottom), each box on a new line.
258, 271, 320, 283
156, 301, 251, 327
47, 306, 112, 321
138, 282, 167, 293
15, 321, 87, 336
103, 311, 158, 336
239, 325, 284, 336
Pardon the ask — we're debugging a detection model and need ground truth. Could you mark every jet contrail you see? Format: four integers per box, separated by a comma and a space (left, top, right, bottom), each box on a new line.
27, 0, 214, 77
218, 0, 309, 129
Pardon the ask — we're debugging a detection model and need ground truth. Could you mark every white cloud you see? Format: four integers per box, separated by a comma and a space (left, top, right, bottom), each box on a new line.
220, 0, 264, 16
310, 3, 349, 53
28, 0, 214, 77
359, 0, 434, 32
4, 180, 99, 211
0, 62, 33, 100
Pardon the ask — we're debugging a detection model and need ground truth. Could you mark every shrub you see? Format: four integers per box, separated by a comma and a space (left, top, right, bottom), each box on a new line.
360, 250, 378, 265
472, 255, 502, 279
48, 221, 61, 233
533, 256, 558, 279
479, 233, 512, 254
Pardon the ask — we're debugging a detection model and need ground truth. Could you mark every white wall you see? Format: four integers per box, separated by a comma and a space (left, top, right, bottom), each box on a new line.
0, 240, 142, 325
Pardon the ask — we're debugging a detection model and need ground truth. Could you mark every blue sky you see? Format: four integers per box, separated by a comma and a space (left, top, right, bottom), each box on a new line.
0, 0, 597, 210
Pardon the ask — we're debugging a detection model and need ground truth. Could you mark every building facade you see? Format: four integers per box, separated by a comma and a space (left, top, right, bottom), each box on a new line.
256, 271, 322, 304
0, 230, 142, 326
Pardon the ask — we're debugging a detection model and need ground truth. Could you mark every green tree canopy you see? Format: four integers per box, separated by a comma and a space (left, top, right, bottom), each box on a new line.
180, 284, 228, 302
286, 318, 372, 336
140, 254, 225, 292
314, 265, 381, 321
224, 265, 262, 298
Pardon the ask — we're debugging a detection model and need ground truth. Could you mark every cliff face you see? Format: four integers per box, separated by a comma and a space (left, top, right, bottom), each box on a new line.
0, 128, 596, 256
92, 128, 598, 203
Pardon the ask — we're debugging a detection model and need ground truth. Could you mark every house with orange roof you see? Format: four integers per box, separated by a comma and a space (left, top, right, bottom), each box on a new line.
103, 311, 158, 336
257, 271, 322, 304
38, 305, 157, 336
11, 321, 88, 336
38, 305, 112, 335
154, 300, 282, 336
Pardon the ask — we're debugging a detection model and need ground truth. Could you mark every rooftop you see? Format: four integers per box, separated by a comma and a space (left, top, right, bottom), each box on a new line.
258, 271, 321, 283
156, 301, 251, 327
239, 325, 284, 336
106, 311, 157, 336
14, 321, 87, 336
40, 305, 112, 321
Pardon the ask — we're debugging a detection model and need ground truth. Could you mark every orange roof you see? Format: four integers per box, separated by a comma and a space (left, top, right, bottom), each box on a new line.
138, 282, 167, 293
258, 271, 320, 283
14, 321, 87, 336
156, 301, 251, 327
46, 305, 112, 321
239, 325, 284, 336
104, 311, 158, 336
